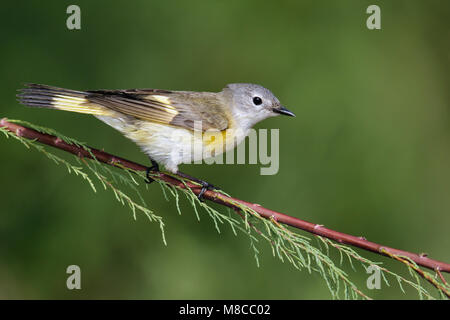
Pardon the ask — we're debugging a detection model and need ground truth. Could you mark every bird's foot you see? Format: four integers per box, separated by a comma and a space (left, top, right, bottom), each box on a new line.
175, 171, 217, 202
145, 160, 160, 183
197, 180, 215, 202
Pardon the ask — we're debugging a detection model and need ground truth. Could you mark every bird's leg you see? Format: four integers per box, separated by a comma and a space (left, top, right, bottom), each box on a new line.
175, 171, 217, 201
144, 159, 215, 201
145, 159, 160, 183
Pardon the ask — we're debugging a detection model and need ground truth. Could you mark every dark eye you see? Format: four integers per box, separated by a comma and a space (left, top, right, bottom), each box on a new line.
253, 96, 262, 105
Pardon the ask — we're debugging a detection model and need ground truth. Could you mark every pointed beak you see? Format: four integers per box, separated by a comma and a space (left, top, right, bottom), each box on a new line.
273, 106, 296, 117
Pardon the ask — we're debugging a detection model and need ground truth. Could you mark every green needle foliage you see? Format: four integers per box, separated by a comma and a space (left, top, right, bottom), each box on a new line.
1, 119, 449, 300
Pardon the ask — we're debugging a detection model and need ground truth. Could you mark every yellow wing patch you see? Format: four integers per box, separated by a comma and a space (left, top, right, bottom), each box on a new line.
150, 95, 172, 106
84, 88, 229, 132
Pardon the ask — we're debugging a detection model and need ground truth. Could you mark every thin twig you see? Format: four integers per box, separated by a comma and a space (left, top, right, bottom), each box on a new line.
381, 249, 450, 298
2, 118, 450, 277
436, 269, 448, 286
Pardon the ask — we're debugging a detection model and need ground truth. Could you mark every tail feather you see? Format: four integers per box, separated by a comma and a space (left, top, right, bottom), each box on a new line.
17, 84, 110, 116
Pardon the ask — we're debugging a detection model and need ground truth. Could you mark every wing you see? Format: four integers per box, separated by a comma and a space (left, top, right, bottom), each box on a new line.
86, 88, 229, 132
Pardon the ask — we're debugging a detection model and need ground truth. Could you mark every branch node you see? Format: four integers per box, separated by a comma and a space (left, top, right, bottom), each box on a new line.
15, 128, 24, 137
109, 157, 121, 165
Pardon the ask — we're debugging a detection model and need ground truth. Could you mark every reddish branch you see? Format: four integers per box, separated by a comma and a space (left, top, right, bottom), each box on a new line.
2, 118, 450, 278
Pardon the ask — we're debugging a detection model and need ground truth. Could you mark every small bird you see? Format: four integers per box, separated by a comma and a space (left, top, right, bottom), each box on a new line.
18, 83, 295, 197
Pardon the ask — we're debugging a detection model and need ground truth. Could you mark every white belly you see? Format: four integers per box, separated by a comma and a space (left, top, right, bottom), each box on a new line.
96, 115, 248, 173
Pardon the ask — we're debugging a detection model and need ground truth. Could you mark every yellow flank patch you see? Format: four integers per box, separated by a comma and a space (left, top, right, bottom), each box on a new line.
203, 129, 228, 146
126, 128, 153, 144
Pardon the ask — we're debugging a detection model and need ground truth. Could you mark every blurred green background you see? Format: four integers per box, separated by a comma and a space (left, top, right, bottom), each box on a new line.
0, 1, 449, 299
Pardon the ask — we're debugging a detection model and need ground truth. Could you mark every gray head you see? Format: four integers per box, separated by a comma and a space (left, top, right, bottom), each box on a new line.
222, 83, 295, 129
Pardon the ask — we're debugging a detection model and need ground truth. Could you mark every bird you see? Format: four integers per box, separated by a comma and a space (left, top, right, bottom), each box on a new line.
18, 83, 295, 198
